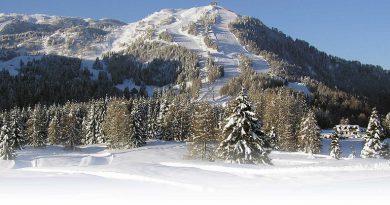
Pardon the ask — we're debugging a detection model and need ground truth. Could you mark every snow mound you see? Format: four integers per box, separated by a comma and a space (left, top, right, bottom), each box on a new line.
79, 154, 114, 166
0, 160, 15, 169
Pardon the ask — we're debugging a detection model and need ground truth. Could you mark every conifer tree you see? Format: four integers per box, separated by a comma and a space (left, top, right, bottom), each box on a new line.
188, 102, 219, 160
95, 99, 107, 143
384, 113, 390, 137
298, 110, 321, 155
48, 113, 62, 145
82, 102, 105, 144
103, 99, 137, 149
146, 98, 159, 139
26, 104, 47, 147
130, 99, 147, 147
0, 121, 16, 160
266, 127, 278, 150
156, 95, 170, 140
176, 96, 192, 141
330, 132, 341, 159
277, 92, 301, 152
9, 108, 26, 150
361, 108, 386, 158
62, 103, 82, 151
216, 88, 271, 164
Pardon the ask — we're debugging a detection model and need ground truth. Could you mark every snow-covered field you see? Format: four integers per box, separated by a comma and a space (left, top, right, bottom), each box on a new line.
1, 139, 390, 205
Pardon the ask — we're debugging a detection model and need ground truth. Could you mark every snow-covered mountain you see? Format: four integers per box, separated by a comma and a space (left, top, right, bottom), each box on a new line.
0, 5, 269, 102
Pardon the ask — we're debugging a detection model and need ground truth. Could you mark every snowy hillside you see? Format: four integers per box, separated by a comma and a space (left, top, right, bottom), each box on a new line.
1, 140, 390, 205
0, 5, 269, 101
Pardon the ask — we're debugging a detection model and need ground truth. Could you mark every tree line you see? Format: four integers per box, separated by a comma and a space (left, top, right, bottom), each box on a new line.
1, 87, 389, 163
229, 16, 390, 115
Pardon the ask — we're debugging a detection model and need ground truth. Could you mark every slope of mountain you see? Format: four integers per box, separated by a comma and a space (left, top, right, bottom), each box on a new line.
0, 13, 126, 58
0, 4, 389, 115
0, 5, 269, 102
229, 16, 390, 113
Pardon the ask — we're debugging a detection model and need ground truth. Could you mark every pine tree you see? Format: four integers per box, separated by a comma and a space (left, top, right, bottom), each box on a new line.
82, 102, 105, 145
62, 103, 82, 151
130, 99, 146, 148
156, 95, 170, 140
9, 108, 26, 150
0, 121, 16, 160
104, 99, 137, 149
216, 89, 271, 164
330, 132, 341, 159
361, 108, 386, 158
155, 98, 165, 140
384, 113, 390, 137
26, 104, 47, 147
277, 91, 301, 152
95, 99, 107, 143
48, 113, 62, 145
188, 102, 219, 160
298, 110, 321, 155
266, 127, 278, 150
146, 98, 159, 140
176, 96, 192, 141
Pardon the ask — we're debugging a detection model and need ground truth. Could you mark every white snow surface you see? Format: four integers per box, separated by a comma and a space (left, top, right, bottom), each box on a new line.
1, 139, 390, 205
0, 55, 42, 76
111, 5, 269, 102
1, 5, 269, 102
288, 82, 312, 96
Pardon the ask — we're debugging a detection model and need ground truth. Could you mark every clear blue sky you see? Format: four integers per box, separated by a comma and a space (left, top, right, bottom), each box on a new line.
1, 0, 389, 69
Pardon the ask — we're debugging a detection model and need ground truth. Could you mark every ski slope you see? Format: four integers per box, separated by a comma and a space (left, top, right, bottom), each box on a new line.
0, 5, 269, 102
1, 139, 390, 205
112, 5, 269, 102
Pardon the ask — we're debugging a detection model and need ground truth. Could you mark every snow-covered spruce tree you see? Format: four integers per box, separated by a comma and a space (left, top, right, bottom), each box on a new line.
297, 110, 321, 155
155, 95, 169, 140
216, 88, 271, 164
62, 103, 82, 151
48, 113, 62, 145
361, 108, 386, 158
266, 127, 278, 150
26, 104, 47, 148
9, 108, 26, 150
0, 121, 16, 160
330, 132, 341, 159
146, 98, 159, 140
95, 99, 107, 143
188, 102, 219, 160
165, 96, 191, 142
129, 99, 146, 148
82, 103, 103, 145
384, 113, 390, 137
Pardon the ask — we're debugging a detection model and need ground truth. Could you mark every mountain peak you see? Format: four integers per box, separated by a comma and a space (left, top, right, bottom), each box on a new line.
0, 4, 266, 102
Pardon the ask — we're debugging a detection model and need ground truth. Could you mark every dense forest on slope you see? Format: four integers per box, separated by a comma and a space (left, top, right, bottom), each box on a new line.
0, 55, 119, 110
229, 16, 390, 113
103, 41, 199, 86
0, 41, 200, 111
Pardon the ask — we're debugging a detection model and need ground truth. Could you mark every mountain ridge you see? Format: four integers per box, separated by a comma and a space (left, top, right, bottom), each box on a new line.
0, 4, 389, 117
